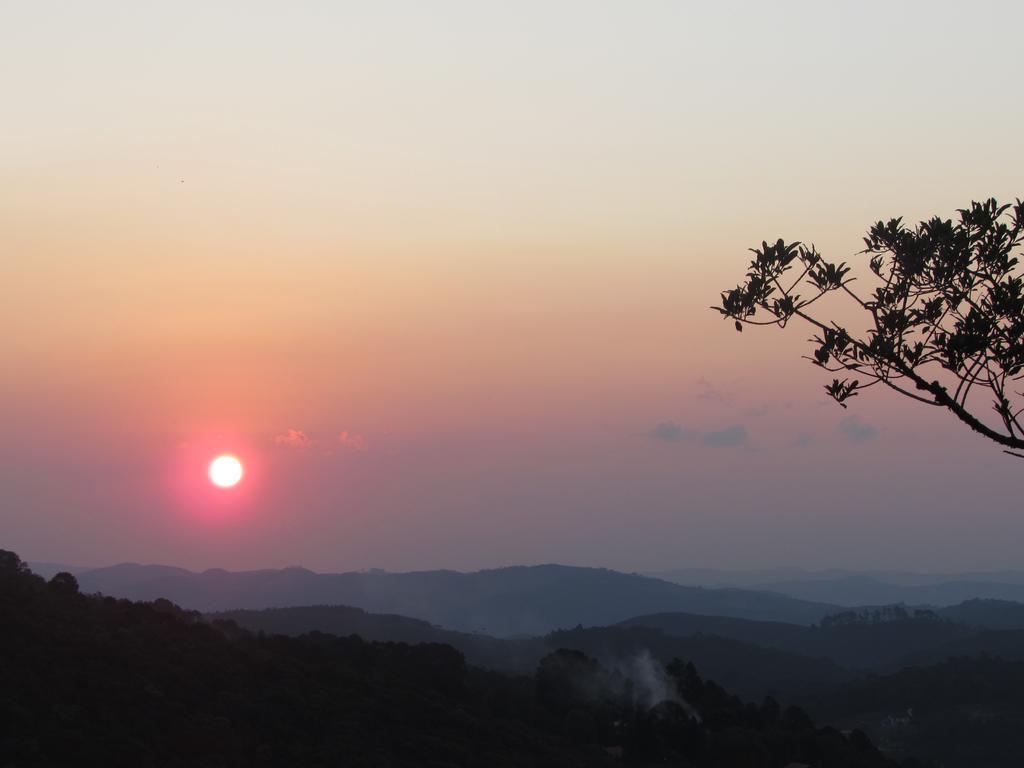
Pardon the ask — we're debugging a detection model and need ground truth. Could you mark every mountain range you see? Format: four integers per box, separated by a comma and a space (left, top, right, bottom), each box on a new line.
651, 568, 1024, 606
65, 562, 838, 634
6, 549, 909, 768
20, 556, 1024, 766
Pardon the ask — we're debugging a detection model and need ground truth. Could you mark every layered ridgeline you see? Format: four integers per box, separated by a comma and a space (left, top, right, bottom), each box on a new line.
216, 601, 1024, 693
1, 550, 911, 768
213, 606, 851, 697
69, 562, 837, 633
652, 568, 1024, 607
617, 605, 1024, 671
211, 597, 1024, 767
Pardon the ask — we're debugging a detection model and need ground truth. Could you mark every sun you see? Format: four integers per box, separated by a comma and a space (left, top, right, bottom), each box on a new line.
209, 455, 244, 488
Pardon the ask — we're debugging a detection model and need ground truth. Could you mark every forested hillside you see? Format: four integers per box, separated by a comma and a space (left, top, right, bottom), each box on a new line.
216, 606, 851, 693
1, 550, 912, 767
797, 656, 1024, 767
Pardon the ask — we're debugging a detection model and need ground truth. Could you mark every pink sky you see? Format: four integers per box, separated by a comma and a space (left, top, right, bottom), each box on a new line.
2, 2, 1022, 572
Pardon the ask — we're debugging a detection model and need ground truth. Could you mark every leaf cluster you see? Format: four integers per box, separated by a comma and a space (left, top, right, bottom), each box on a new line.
716, 199, 1024, 455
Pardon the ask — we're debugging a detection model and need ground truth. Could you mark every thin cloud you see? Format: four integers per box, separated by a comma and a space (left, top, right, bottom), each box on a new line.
793, 433, 815, 447
694, 378, 735, 403
839, 415, 878, 442
702, 425, 748, 447
648, 421, 747, 447
338, 430, 368, 451
650, 421, 694, 442
273, 428, 312, 449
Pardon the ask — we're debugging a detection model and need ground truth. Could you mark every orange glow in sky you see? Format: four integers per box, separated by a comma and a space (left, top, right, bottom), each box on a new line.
2, 3, 1023, 573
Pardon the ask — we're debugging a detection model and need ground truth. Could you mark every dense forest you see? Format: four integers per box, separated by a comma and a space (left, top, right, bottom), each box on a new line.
1, 549, 915, 767
213, 596, 1024, 766
218, 601, 1024, 689
797, 656, 1024, 767
213, 607, 851, 694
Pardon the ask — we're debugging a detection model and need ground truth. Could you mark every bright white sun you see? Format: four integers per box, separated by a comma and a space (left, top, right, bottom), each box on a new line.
209, 455, 244, 488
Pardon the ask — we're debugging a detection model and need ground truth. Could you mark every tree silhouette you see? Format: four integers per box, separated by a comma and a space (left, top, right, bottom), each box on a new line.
716, 198, 1024, 456
47, 571, 79, 594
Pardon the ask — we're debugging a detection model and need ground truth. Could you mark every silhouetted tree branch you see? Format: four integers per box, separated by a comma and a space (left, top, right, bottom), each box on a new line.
715, 198, 1024, 456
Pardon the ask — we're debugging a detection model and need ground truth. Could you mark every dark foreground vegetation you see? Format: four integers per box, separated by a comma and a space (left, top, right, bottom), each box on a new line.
215, 595, 1024, 767
1, 550, 913, 767
797, 655, 1024, 768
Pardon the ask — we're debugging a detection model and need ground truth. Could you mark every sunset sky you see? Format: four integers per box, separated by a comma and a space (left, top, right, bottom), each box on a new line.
2, 1, 1022, 573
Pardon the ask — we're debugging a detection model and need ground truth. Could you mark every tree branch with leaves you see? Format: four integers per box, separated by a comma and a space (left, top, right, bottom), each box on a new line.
715, 198, 1024, 457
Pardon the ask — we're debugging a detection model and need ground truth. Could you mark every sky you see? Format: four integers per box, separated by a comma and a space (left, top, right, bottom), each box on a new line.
2, 1, 1022, 573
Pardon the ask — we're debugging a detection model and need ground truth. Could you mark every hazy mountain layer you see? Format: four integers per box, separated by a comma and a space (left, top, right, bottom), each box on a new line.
219, 599, 1024, 681
620, 611, 976, 670
73, 562, 838, 634
652, 568, 1024, 607
936, 598, 1024, 629
216, 605, 851, 696
212, 605, 545, 672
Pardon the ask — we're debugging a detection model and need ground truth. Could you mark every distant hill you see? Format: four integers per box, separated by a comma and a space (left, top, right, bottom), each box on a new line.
899, 628, 1024, 667
26, 561, 90, 579
752, 577, 1024, 607
75, 562, 839, 634
651, 567, 1024, 589
544, 625, 851, 696
213, 605, 545, 672
617, 611, 810, 648
651, 568, 1024, 607
219, 601, 1024, 680
937, 598, 1024, 629
216, 604, 851, 696
619, 610, 978, 670
213, 604, 477, 645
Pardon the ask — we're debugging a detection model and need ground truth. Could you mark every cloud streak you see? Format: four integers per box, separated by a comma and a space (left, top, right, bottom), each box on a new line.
694, 378, 735, 403
702, 425, 747, 447
648, 422, 747, 447
839, 415, 878, 442
650, 421, 693, 442
338, 430, 368, 451
273, 428, 312, 449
